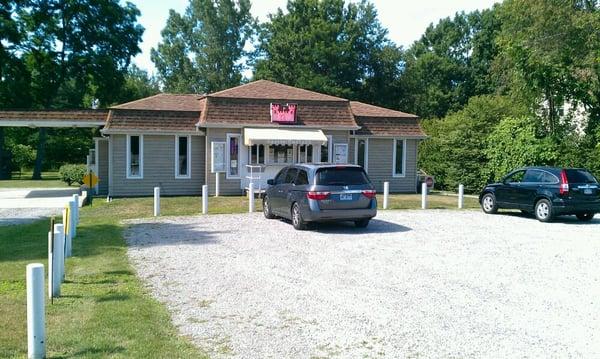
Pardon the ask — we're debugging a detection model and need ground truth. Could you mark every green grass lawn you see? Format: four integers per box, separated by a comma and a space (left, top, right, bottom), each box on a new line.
0, 193, 477, 358
0, 171, 72, 188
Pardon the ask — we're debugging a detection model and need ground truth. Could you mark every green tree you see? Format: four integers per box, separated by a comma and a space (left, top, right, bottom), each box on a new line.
495, 0, 600, 136
113, 65, 161, 105
399, 7, 502, 119
151, 0, 255, 93
484, 116, 559, 181
2, 0, 144, 179
253, 0, 401, 107
418, 95, 529, 192
10, 144, 35, 177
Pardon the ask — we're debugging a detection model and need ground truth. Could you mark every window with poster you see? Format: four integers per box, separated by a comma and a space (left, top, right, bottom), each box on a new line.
297, 144, 313, 163
248, 144, 265, 165
333, 143, 348, 164
269, 144, 293, 164
226, 133, 241, 178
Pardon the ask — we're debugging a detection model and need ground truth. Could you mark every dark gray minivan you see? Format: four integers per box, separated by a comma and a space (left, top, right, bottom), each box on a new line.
263, 164, 378, 230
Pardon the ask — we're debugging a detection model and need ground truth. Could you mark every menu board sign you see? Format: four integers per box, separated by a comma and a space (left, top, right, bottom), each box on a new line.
211, 141, 226, 172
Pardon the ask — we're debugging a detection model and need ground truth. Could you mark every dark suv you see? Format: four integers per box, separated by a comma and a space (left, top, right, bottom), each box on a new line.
479, 167, 600, 222
263, 164, 377, 230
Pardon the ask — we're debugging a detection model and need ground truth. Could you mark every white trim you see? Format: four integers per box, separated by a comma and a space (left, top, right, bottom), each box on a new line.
319, 135, 333, 163
226, 133, 241, 179
108, 135, 113, 197
354, 138, 369, 172
126, 134, 144, 179
175, 135, 192, 179
392, 138, 407, 178
333, 143, 348, 164
349, 134, 427, 140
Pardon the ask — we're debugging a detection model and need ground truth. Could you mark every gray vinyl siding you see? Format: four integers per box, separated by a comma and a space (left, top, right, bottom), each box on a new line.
205, 128, 242, 196
324, 130, 349, 163
96, 139, 109, 195
110, 134, 205, 197
366, 138, 419, 193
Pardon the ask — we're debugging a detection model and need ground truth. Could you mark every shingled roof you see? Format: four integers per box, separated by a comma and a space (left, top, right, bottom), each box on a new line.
111, 93, 206, 112
349, 101, 418, 118
0, 109, 108, 127
209, 80, 346, 102
103, 109, 201, 133
349, 101, 425, 138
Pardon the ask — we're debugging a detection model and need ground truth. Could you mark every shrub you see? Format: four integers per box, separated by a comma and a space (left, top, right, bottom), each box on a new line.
10, 144, 36, 176
59, 164, 87, 186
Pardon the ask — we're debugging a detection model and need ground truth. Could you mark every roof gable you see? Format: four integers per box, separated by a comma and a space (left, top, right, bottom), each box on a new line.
208, 80, 347, 102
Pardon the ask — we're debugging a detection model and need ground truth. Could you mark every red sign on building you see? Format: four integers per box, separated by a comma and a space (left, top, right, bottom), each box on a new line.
270, 103, 297, 123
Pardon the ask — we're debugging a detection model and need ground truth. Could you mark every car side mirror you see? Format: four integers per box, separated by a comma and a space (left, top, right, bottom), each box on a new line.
267, 179, 274, 186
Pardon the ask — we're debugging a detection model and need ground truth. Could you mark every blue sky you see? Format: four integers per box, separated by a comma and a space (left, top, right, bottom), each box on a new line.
129, 0, 499, 75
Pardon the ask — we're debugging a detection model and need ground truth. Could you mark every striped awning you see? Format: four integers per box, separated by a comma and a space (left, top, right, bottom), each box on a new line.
243, 127, 328, 146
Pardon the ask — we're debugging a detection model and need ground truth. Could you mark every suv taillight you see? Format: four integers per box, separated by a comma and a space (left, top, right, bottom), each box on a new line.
559, 169, 569, 195
307, 191, 330, 200
362, 190, 376, 199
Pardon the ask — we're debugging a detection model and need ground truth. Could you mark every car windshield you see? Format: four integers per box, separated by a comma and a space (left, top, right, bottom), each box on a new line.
565, 169, 598, 184
316, 167, 370, 186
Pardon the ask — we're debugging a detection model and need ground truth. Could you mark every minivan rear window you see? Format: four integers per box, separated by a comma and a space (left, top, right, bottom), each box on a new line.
565, 169, 598, 184
316, 167, 370, 186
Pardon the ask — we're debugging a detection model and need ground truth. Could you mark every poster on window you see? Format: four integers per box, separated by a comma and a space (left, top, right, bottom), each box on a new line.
211, 141, 226, 172
333, 143, 348, 164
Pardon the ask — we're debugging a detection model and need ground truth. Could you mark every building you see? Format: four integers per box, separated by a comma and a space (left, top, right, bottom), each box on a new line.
0, 80, 426, 196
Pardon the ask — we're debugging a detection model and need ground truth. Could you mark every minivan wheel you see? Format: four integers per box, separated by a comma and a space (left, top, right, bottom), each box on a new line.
535, 199, 554, 222
354, 219, 370, 228
263, 195, 275, 219
576, 212, 595, 222
291, 203, 308, 230
481, 193, 498, 214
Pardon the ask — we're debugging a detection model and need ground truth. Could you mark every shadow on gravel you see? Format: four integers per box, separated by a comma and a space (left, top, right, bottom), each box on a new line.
24, 189, 78, 198
125, 222, 225, 248
310, 218, 411, 235
498, 211, 600, 225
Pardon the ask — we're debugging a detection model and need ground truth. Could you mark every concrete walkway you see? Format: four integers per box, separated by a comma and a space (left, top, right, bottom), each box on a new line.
0, 188, 79, 208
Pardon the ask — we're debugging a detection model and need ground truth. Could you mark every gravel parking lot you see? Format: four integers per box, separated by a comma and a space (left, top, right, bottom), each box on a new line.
126, 210, 600, 358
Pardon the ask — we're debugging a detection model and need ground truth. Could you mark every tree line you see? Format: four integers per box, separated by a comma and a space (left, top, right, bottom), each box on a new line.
1, 0, 599, 192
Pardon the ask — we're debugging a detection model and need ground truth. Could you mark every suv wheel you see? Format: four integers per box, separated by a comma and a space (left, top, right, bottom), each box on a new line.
535, 199, 554, 222
481, 193, 498, 214
576, 212, 595, 222
263, 195, 275, 219
291, 203, 308, 230
354, 219, 370, 228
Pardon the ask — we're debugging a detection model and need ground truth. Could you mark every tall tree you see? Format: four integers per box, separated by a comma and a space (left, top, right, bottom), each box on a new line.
151, 0, 255, 93
5, 0, 144, 179
399, 7, 503, 119
253, 0, 401, 106
495, 0, 600, 136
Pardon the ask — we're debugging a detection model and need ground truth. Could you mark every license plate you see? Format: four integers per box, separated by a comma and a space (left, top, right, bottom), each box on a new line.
584, 188, 593, 195
339, 193, 353, 201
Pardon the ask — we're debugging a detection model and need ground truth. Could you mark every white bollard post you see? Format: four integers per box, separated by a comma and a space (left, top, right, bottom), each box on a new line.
62, 207, 72, 257
48, 230, 60, 298
202, 184, 208, 214
72, 194, 79, 223
54, 224, 65, 283
69, 199, 77, 238
153, 187, 160, 217
215, 172, 220, 197
458, 184, 464, 209
27, 263, 45, 359
421, 182, 428, 209
249, 182, 255, 213
383, 181, 389, 210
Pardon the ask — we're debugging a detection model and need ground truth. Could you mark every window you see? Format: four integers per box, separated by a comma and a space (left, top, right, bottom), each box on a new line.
175, 135, 191, 178
297, 145, 313, 163
320, 135, 332, 162
504, 170, 525, 183
295, 170, 309, 185
226, 133, 241, 178
565, 169, 598, 184
127, 135, 143, 179
355, 138, 368, 171
249, 144, 265, 165
523, 170, 557, 183
316, 167, 370, 185
284, 168, 298, 183
333, 143, 348, 164
274, 168, 287, 185
392, 139, 405, 177
270, 145, 293, 164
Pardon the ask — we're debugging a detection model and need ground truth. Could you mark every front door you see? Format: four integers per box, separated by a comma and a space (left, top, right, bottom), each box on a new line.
495, 170, 526, 206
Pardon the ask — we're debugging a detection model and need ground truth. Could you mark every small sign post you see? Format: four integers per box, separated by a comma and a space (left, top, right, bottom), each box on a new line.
27, 263, 45, 359
83, 170, 99, 206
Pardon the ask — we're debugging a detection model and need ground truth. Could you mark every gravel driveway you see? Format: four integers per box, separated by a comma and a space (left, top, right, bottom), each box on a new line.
126, 211, 600, 358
